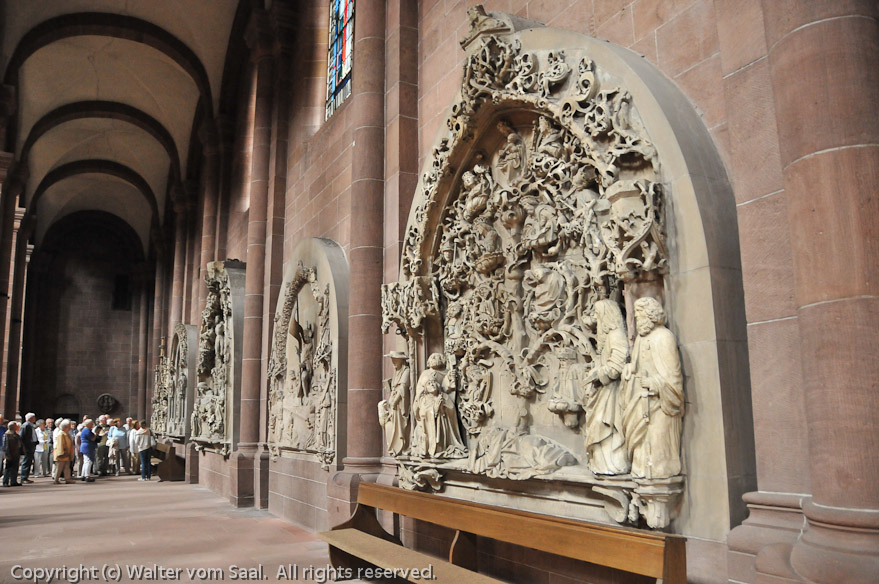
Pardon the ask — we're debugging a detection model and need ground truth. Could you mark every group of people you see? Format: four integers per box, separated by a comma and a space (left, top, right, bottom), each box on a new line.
1, 412, 157, 487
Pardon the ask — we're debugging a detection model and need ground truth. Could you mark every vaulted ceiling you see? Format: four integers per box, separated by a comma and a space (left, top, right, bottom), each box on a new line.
1, 1, 243, 254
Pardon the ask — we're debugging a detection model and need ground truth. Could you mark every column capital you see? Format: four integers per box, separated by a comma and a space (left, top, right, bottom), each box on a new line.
270, 1, 298, 57
245, 11, 275, 64
198, 118, 220, 157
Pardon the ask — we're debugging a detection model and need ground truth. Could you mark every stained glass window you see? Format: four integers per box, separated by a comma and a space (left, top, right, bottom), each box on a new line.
326, 0, 354, 120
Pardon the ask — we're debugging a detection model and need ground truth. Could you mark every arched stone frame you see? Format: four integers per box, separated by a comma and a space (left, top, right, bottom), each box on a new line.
267, 238, 349, 471
383, 9, 754, 546
164, 323, 197, 440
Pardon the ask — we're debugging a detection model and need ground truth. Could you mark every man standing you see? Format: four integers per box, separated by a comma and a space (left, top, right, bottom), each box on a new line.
45, 418, 55, 476
3, 421, 22, 486
18, 413, 37, 483
621, 297, 684, 480
0, 414, 6, 476
95, 415, 110, 475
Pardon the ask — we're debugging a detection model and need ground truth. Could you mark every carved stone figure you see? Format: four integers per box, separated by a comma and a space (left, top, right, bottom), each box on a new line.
266, 243, 345, 471
382, 9, 682, 529
621, 297, 683, 479
584, 299, 629, 475
379, 351, 411, 456
191, 261, 244, 456
413, 353, 466, 459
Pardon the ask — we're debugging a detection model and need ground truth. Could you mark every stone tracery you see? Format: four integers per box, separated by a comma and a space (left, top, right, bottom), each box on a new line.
383, 11, 684, 529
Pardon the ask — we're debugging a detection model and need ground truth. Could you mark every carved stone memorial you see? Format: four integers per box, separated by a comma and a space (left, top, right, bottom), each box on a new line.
381, 6, 687, 529
150, 338, 169, 434
163, 324, 197, 439
191, 260, 245, 456
267, 238, 348, 471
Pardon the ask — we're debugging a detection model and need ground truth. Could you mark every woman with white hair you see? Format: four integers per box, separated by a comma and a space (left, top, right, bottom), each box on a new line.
52, 420, 75, 484
79, 419, 97, 482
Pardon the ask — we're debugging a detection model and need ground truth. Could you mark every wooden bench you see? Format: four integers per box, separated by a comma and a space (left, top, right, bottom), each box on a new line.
150, 441, 185, 481
319, 482, 685, 584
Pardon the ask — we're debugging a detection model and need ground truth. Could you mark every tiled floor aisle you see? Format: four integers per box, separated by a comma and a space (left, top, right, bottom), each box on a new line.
0, 473, 360, 583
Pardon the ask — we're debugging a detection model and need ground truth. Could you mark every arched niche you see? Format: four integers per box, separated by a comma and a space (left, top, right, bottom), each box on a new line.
267, 238, 350, 471
381, 8, 754, 545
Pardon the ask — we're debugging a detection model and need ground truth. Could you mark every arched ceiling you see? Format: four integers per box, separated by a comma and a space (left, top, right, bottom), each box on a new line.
1, 1, 241, 256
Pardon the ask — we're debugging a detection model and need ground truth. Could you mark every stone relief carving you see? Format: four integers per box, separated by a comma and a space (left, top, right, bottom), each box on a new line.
267, 245, 344, 471
150, 338, 169, 434
191, 261, 244, 456
160, 324, 196, 439
382, 7, 684, 529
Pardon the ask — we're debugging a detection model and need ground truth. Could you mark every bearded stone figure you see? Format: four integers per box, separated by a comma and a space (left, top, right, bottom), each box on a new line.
621, 297, 683, 479
584, 299, 629, 475
378, 351, 411, 456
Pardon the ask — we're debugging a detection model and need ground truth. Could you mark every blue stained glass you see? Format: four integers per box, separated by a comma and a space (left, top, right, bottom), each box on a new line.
326, 0, 354, 120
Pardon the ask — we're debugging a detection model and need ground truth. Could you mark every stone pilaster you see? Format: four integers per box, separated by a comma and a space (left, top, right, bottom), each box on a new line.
760, 2, 879, 581
328, 0, 387, 526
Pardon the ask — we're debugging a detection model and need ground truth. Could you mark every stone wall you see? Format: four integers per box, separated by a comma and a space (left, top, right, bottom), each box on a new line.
23, 215, 141, 421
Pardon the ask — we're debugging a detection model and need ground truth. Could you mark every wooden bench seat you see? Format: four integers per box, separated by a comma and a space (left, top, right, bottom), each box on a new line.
318, 482, 685, 583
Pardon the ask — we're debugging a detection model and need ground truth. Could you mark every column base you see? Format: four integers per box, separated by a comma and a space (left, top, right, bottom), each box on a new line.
727, 492, 807, 584
790, 499, 879, 584
184, 442, 199, 484
254, 447, 270, 509
229, 447, 256, 508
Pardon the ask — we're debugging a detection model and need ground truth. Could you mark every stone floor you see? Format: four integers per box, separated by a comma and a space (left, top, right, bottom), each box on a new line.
0, 473, 365, 583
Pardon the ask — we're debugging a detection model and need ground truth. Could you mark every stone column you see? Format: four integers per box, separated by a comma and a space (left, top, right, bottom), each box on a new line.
151, 252, 167, 389
3, 213, 32, 417
214, 116, 236, 262
329, 2, 387, 524
378, 0, 419, 489
168, 195, 187, 331
0, 163, 24, 400
760, 3, 879, 582
231, 12, 274, 508
197, 121, 221, 315
254, 2, 295, 510
135, 262, 153, 419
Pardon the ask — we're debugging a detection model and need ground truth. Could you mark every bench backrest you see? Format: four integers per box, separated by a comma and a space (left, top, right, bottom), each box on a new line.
357, 482, 685, 582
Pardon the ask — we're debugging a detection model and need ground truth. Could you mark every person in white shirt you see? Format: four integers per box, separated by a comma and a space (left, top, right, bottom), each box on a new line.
34, 419, 49, 478
128, 419, 140, 475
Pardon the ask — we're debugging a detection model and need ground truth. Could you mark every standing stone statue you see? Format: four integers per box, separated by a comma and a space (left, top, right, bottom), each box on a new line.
621, 297, 684, 479
413, 353, 466, 459
584, 299, 629, 475
378, 351, 411, 456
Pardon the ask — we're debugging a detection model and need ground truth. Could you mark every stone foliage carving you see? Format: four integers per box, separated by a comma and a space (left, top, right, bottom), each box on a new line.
267, 239, 347, 471
382, 7, 683, 529
191, 261, 244, 456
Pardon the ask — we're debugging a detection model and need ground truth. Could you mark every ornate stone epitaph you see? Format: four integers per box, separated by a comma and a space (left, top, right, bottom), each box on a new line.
150, 338, 169, 433
266, 239, 348, 471
191, 260, 245, 456
381, 6, 684, 529
162, 324, 197, 439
